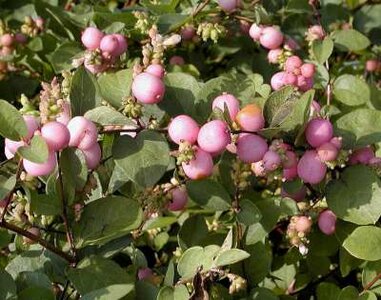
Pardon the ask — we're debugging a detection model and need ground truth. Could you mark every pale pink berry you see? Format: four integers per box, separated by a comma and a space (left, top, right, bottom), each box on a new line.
317, 142, 338, 162
297, 150, 327, 184
23, 115, 40, 140
236, 133, 268, 163
283, 151, 297, 169
67, 116, 98, 150
263, 150, 281, 171
236, 104, 265, 132
318, 210, 336, 235
251, 161, 266, 177
146, 64, 165, 79
182, 148, 214, 180
329, 137, 342, 150
1, 34, 14, 47
5, 139, 25, 156
138, 268, 153, 280
4, 146, 14, 159
168, 187, 188, 211
285, 56, 302, 73
307, 25, 325, 41
212, 93, 240, 120
100, 34, 119, 56
305, 118, 333, 148
34, 17, 44, 29
259, 27, 284, 50
181, 26, 196, 41
267, 49, 282, 64
132, 72, 165, 104
15, 33, 27, 44
301, 63, 315, 78
297, 75, 314, 91
112, 34, 128, 56
366, 59, 379, 72
284, 73, 297, 86
84, 61, 108, 74
249, 24, 263, 41
271, 72, 286, 90
294, 216, 312, 233
281, 184, 306, 201
82, 143, 101, 170
81, 27, 104, 50
168, 115, 199, 145
283, 164, 298, 181
41, 121, 70, 151
1, 46, 12, 56
197, 120, 231, 154
349, 147, 375, 165
23, 151, 57, 177
218, 0, 239, 12
169, 56, 185, 65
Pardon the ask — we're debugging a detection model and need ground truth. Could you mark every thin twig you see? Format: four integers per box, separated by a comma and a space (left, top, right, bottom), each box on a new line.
192, 0, 211, 18
361, 272, 381, 295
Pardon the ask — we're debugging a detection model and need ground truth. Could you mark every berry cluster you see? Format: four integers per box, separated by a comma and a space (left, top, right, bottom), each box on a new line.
132, 64, 165, 104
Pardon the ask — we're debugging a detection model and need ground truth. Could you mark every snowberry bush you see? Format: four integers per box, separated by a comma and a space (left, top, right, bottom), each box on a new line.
0, 0, 380, 299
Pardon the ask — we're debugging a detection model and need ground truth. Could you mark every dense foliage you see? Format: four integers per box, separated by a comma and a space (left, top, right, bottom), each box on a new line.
0, 0, 380, 299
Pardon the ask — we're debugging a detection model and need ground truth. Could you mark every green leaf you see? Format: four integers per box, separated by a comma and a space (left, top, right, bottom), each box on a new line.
317, 282, 341, 300
18, 135, 49, 164
237, 199, 262, 226
67, 256, 133, 295
333, 75, 370, 106
339, 248, 362, 277
98, 69, 133, 108
326, 165, 381, 225
113, 131, 171, 188
214, 249, 250, 267
157, 13, 188, 33
362, 260, 381, 295
0, 270, 16, 300
359, 291, 378, 300
0, 100, 28, 140
354, 5, 381, 38
249, 287, 279, 300
0, 228, 12, 248
18, 286, 55, 300
244, 242, 272, 285
338, 286, 359, 300
186, 179, 231, 211
264, 86, 295, 124
332, 29, 371, 51
0, 174, 16, 202
30, 190, 62, 216
84, 106, 136, 127
312, 37, 334, 64
142, 217, 177, 231
343, 226, 381, 261
178, 215, 208, 250
70, 67, 101, 116
48, 41, 82, 73
334, 109, 381, 149
157, 285, 189, 300
75, 196, 142, 247
81, 284, 134, 300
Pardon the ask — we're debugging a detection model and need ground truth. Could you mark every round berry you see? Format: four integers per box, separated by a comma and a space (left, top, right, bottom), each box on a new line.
168, 187, 188, 211
297, 150, 327, 184
294, 216, 312, 233
317, 142, 338, 162
182, 148, 214, 179
236, 133, 268, 163
212, 93, 240, 120
267, 49, 282, 64
4, 146, 14, 159
181, 26, 196, 41
249, 23, 263, 41
284, 73, 297, 86
349, 147, 375, 165
81, 27, 104, 50
263, 150, 281, 171
300, 63, 315, 78
168, 115, 199, 145
259, 27, 284, 50
197, 120, 231, 154
169, 56, 185, 65
218, 0, 239, 12
305, 118, 333, 148
23, 115, 40, 140
366, 59, 379, 72
138, 268, 153, 281
329, 137, 342, 150
132, 72, 165, 104
283, 164, 298, 181
67, 116, 98, 150
41, 121, 70, 151
236, 104, 265, 132
0, 33, 14, 47
112, 34, 128, 56
318, 210, 337, 235
5, 139, 25, 156
283, 150, 298, 169
146, 64, 165, 79
285, 56, 302, 73
271, 71, 286, 90
23, 151, 57, 177
297, 75, 314, 91
100, 34, 119, 56
82, 143, 101, 170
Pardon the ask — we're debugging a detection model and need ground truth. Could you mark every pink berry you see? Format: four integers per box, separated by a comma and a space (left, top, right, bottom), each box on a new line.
310, 100, 321, 116
218, 0, 239, 12
301, 63, 315, 78
168, 187, 188, 211
34, 17, 44, 29
249, 24, 263, 41
182, 148, 214, 180
41, 121, 70, 151
132, 72, 165, 104
281, 184, 306, 202
305, 118, 333, 148
318, 210, 337, 235
271, 72, 286, 90
212, 93, 240, 120
5, 139, 25, 156
100, 34, 119, 56
348, 147, 375, 165
4, 146, 14, 159
297, 150, 327, 184
112, 34, 128, 56
251, 161, 266, 177
283, 164, 298, 181
1, 46, 13, 56
259, 27, 284, 50
307, 25, 325, 41
146, 64, 165, 79
23, 151, 57, 177
169, 56, 185, 65
1, 34, 14, 47
23, 115, 40, 140
284, 73, 297, 86
317, 142, 338, 162
67, 116, 98, 150
369, 157, 381, 166
236, 133, 268, 163
236, 104, 265, 132
329, 137, 342, 150
297, 75, 314, 91
294, 216, 312, 233
366, 59, 379, 72
15, 33, 27, 44
285, 56, 302, 73
181, 26, 196, 41
197, 120, 231, 154
138, 268, 153, 280
284, 37, 300, 50
82, 143, 101, 170
263, 150, 281, 171
168, 115, 199, 145
267, 49, 282, 64
81, 27, 104, 50
283, 151, 297, 169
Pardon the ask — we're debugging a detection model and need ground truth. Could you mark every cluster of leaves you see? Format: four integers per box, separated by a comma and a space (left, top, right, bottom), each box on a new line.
0, 0, 380, 299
